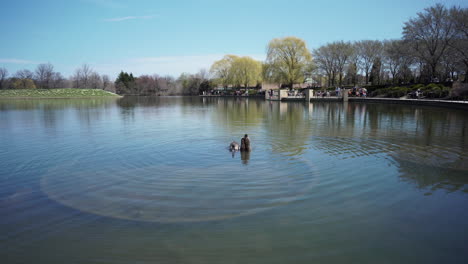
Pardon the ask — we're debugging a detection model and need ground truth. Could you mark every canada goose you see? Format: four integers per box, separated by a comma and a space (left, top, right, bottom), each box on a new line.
229, 141, 240, 151
241, 134, 251, 151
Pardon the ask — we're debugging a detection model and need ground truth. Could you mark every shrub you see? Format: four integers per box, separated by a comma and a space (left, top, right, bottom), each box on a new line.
411, 84, 425, 90
248, 89, 257, 95
450, 82, 468, 100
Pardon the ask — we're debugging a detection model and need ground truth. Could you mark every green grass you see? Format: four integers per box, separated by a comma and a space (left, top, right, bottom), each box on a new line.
0, 89, 120, 98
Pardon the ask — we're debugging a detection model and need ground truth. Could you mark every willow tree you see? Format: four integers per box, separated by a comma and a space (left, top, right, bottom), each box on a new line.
264, 37, 312, 88
210, 55, 238, 88
230, 56, 262, 89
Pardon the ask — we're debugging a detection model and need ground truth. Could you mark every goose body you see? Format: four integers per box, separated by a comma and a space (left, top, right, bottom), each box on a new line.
229, 141, 240, 151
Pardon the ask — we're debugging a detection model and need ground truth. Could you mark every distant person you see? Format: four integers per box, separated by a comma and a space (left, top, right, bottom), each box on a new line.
416, 89, 421, 99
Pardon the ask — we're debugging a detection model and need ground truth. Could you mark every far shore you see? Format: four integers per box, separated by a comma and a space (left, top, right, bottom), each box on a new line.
0, 89, 122, 98
2, 88, 467, 110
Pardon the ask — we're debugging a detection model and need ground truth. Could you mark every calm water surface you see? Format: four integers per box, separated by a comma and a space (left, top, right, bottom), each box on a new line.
1, 96, 467, 263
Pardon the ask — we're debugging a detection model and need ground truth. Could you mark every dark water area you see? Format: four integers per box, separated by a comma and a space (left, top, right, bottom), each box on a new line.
1, 96, 467, 263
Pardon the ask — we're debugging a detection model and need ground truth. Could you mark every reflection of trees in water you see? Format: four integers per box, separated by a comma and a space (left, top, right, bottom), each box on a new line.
311, 102, 468, 194
310, 103, 468, 148
396, 159, 468, 194
116, 96, 210, 123
214, 100, 468, 194
264, 102, 313, 155
42, 104, 58, 134
355, 103, 468, 147
205, 98, 314, 155
204, 99, 468, 177
0, 98, 117, 132
116, 96, 206, 109
116, 97, 137, 122
0, 98, 116, 111
212, 98, 265, 134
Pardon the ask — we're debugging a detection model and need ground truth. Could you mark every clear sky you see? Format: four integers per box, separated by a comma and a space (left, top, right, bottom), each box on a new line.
1, 0, 466, 79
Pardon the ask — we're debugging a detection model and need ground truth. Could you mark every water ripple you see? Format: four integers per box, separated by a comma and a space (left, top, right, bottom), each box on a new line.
41, 156, 321, 223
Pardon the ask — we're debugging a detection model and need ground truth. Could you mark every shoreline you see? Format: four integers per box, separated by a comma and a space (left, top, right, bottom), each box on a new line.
305, 97, 466, 110
348, 97, 468, 110
0, 96, 122, 99
0, 89, 122, 99
2, 93, 467, 110
202, 95, 468, 110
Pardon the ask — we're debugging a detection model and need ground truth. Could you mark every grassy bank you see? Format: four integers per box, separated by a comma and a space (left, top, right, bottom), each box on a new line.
0, 89, 120, 98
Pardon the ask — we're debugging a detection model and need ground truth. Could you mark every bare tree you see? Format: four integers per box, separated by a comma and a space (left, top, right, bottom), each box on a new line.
72, 69, 81, 88
356, 40, 383, 84
450, 6, 468, 82
369, 57, 383, 85
314, 41, 354, 87
313, 44, 337, 87
101, 75, 110, 90
403, 4, 456, 82
72, 64, 93, 88
383, 40, 414, 84
440, 46, 461, 81
332, 41, 354, 86
157, 75, 175, 95
35, 63, 54, 88
15, 69, 34, 79
0, 67, 8, 89
88, 72, 102, 89
344, 61, 358, 86
51, 72, 66, 88
346, 50, 360, 86
135, 75, 158, 95
197, 68, 209, 80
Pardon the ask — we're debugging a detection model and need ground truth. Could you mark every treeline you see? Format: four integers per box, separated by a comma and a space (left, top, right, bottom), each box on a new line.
0, 63, 114, 91
113, 70, 214, 96
211, 4, 467, 89
0, 63, 214, 95
312, 4, 467, 87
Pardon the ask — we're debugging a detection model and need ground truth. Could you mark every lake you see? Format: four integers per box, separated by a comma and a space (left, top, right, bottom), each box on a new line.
1, 96, 467, 263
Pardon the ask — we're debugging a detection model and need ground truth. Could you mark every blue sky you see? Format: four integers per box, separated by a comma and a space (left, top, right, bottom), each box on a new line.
1, 0, 466, 78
